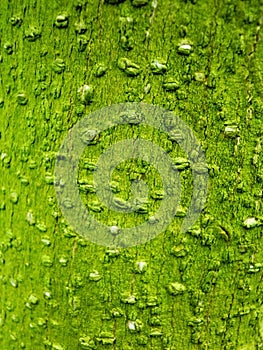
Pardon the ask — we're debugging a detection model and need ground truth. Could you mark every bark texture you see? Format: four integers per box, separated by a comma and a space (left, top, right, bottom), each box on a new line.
1, 0, 263, 349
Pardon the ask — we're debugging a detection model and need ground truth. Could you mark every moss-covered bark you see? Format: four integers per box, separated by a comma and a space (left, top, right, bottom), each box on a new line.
1, 0, 263, 349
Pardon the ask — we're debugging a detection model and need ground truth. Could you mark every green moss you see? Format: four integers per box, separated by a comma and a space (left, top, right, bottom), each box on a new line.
1, 0, 263, 349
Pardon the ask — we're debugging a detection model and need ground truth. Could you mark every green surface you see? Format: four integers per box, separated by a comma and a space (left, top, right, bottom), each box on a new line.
1, 0, 263, 349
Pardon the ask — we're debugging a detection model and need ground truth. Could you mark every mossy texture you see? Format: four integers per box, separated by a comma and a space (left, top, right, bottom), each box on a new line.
1, 0, 263, 349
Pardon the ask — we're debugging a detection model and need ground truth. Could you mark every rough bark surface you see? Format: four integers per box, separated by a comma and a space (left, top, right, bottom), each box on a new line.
1, 0, 263, 349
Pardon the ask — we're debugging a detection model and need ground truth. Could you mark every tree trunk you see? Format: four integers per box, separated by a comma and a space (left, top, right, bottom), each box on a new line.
1, 0, 263, 349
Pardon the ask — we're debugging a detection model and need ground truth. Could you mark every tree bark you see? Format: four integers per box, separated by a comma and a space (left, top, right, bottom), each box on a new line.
1, 0, 263, 349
